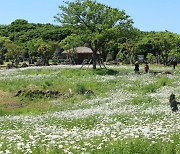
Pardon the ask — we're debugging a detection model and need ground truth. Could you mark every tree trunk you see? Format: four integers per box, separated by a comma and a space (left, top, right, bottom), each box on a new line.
92, 51, 97, 69
89, 41, 98, 69
155, 53, 160, 64
43, 57, 49, 66
164, 51, 169, 66
14, 57, 19, 68
101, 50, 108, 62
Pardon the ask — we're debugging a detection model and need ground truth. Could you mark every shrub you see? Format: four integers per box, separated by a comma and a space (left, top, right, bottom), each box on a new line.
75, 83, 86, 94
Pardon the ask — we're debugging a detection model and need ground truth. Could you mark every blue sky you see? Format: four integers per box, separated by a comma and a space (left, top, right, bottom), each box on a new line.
0, 0, 180, 34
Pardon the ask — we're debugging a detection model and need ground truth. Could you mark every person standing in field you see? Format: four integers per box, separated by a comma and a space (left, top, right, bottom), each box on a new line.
169, 93, 180, 112
134, 61, 139, 74
172, 57, 177, 69
144, 63, 149, 73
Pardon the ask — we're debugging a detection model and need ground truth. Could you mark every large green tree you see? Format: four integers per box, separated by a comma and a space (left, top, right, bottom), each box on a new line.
35, 39, 59, 66
5, 42, 25, 66
136, 31, 178, 64
0, 37, 11, 64
55, 0, 133, 69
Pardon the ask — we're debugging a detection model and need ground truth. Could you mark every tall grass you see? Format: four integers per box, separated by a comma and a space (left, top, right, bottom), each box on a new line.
143, 76, 171, 93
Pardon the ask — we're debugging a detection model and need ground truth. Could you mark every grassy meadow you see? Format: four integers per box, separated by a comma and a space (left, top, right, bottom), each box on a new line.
0, 64, 179, 154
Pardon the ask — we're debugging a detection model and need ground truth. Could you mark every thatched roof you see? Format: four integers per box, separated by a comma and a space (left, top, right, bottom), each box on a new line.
62, 47, 93, 54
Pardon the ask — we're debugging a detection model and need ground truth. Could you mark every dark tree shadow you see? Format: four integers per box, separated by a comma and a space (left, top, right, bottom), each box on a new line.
93, 68, 119, 75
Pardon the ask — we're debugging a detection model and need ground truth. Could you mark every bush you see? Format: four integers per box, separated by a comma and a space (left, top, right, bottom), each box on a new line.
147, 53, 155, 63
75, 83, 86, 94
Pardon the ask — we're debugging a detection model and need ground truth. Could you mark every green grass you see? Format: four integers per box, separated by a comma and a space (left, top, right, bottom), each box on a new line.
94, 136, 180, 154
0, 68, 121, 115
142, 76, 171, 93
0, 65, 179, 153
0, 67, 176, 115
130, 95, 159, 106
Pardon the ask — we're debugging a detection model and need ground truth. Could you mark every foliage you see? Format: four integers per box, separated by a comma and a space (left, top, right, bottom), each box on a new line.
37, 42, 53, 65
136, 31, 179, 64
146, 53, 155, 63
59, 34, 83, 50
5, 42, 25, 65
0, 37, 11, 64
55, 0, 133, 68
0, 20, 72, 65
121, 39, 136, 64
0, 2, 179, 67
75, 83, 87, 94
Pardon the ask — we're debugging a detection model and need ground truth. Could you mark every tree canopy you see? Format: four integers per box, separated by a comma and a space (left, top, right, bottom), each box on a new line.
55, 0, 133, 69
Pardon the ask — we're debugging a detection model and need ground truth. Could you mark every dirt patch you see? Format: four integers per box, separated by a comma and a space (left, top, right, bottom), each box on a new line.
15, 89, 65, 98
0, 90, 21, 109
153, 71, 172, 75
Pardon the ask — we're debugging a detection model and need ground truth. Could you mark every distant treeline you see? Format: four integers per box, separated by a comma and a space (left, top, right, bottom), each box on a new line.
0, 19, 179, 67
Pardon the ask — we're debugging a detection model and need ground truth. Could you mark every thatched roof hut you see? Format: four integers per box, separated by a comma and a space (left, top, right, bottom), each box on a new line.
62, 47, 94, 64
62, 47, 93, 54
